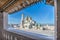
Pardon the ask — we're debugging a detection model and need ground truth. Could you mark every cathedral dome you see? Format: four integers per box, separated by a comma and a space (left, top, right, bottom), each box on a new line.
25, 16, 32, 21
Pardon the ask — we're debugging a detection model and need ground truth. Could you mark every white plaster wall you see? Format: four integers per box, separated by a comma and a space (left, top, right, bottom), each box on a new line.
3, 12, 8, 29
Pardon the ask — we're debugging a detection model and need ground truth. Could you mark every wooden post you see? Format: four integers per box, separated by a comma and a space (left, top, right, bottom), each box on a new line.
0, 12, 3, 40
0, 12, 8, 40
57, 0, 60, 40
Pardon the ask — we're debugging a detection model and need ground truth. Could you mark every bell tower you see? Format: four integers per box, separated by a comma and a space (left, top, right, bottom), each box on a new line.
20, 14, 24, 28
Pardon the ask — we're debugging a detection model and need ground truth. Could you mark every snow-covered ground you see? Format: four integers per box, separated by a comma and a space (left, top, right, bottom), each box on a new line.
19, 28, 54, 37
8, 27, 54, 37
7, 28, 54, 40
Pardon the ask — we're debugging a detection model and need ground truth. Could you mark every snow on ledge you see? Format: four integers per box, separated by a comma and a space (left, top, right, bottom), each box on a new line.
6, 28, 54, 40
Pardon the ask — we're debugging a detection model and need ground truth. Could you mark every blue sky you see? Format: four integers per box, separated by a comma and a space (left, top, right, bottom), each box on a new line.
8, 2, 54, 24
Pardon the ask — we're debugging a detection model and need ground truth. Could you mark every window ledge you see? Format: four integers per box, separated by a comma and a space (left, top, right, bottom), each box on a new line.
6, 29, 54, 40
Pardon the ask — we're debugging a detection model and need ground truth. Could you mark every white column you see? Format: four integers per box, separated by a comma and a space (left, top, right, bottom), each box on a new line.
3, 12, 8, 29
54, 0, 57, 40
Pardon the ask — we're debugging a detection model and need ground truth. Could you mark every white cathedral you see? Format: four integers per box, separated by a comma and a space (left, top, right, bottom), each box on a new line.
20, 14, 41, 29
19, 14, 54, 31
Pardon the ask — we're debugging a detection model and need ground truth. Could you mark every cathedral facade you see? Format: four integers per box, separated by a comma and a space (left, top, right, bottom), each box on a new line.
20, 14, 41, 29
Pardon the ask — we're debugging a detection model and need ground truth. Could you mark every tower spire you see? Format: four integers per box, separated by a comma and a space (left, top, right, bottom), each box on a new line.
21, 14, 24, 21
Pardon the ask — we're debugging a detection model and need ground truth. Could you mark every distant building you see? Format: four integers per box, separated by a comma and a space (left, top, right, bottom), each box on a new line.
43, 24, 54, 31
20, 14, 41, 29
20, 14, 24, 28
20, 14, 54, 31
8, 24, 19, 28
